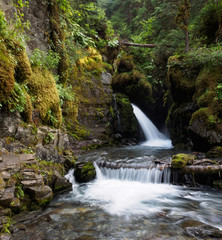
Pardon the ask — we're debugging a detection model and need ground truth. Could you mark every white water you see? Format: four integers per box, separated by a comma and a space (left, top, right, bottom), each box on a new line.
132, 104, 172, 148
64, 161, 222, 230
94, 162, 171, 183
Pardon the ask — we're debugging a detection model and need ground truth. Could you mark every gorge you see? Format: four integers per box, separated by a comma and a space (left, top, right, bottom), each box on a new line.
0, 0, 222, 239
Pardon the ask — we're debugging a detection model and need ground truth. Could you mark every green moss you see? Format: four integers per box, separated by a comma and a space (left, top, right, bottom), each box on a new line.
74, 161, 96, 183
194, 66, 222, 100
0, 41, 15, 101
115, 53, 135, 73
197, 90, 215, 107
171, 153, 196, 168
15, 50, 32, 83
27, 67, 62, 127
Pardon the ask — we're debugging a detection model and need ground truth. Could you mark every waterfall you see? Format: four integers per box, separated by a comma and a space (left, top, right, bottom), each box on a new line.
132, 104, 172, 148
94, 162, 171, 184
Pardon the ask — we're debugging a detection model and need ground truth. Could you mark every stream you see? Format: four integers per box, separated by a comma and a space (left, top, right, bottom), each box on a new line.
12, 145, 222, 240
12, 105, 222, 239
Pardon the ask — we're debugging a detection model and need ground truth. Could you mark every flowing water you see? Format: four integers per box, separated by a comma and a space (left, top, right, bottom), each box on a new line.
13, 107, 222, 240
132, 104, 172, 148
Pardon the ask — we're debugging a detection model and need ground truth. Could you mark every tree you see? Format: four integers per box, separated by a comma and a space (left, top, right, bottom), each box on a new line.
175, 0, 190, 52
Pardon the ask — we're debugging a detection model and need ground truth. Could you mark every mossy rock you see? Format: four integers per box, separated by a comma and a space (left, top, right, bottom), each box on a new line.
26, 67, 62, 127
197, 90, 215, 108
0, 41, 15, 100
167, 64, 196, 104
115, 54, 135, 74
171, 153, 196, 168
74, 162, 96, 183
206, 146, 222, 158
194, 66, 222, 101
112, 93, 139, 139
15, 50, 32, 83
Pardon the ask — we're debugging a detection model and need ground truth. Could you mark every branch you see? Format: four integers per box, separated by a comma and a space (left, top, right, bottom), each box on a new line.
121, 42, 172, 48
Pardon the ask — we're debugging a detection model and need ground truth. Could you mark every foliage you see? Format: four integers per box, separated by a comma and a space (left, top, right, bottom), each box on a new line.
43, 132, 55, 144
216, 84, 222, 100
56, 83, 75, 107
1, 82, 27, 113
30, 48, 60, 70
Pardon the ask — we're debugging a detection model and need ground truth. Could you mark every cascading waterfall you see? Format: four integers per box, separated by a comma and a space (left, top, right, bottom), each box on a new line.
132, 104, 173, 148
94, 162, 171, 184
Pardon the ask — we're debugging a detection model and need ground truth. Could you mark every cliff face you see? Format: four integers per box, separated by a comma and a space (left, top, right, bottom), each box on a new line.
0, 0, 116, 152
166, 55, 222, 152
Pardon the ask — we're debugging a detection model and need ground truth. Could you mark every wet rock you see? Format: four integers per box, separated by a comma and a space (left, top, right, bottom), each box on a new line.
185, 225, 222, 238
74, 162, 96, 183
111, 93, 139, 140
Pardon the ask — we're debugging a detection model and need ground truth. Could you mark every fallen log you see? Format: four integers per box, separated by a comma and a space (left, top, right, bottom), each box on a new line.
121, 42, 172, 48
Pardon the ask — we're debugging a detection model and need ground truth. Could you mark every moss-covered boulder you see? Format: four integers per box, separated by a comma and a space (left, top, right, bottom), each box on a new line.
111, 93, 139, 140
171, 153, 196, 168
112, 53, 153, 118
0, 41, 15, 101
74, 162, 96, 183
167, 56, 197, 104
26, 67, 62, 128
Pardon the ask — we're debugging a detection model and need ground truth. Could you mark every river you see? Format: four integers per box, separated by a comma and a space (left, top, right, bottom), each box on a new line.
12, 105, 222, 239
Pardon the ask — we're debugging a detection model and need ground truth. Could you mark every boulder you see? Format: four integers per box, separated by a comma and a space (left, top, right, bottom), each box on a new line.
0, 186, 15, 207
74, 162, 96, 183
25, 185, 53, 207
171, 154, 196, 168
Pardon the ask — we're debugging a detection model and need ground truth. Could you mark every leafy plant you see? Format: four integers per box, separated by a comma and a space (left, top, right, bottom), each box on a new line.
56, 83, 75, 107
43, 132, 55, 144
2, 83, 27, 113
30, 48, 60, 70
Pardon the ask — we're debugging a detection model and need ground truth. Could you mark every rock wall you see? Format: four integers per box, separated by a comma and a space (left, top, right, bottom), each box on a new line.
166, 56, 222, 152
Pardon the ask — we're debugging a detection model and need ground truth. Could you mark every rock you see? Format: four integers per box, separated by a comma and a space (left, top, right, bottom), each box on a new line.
111, 93, 139, 140
53, 171, 72, 193
0, 233, 12, 240
206, 146, 222, 158
14, 125, 38, 146
171, 154, 196, 168
0, 112, 21, 138
213, 179, 222, 189
35, 143, 61, 162
0, 207, 11, 217
1, 172, 11, 181
74, 162, 96, 183
0, 157, 2, 162
0, 176, 6, 198
25, 185, 53, 206
185, 225, 222, 238
0, 186, 15, 207
101, 71, 112, 85
10, 197, 20, 213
